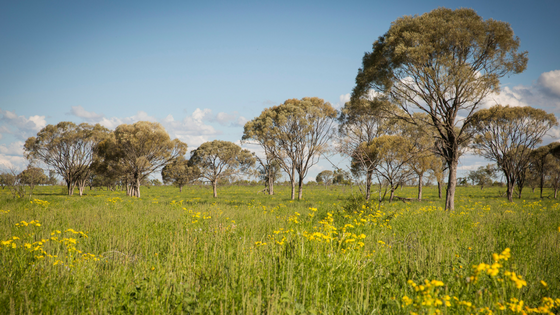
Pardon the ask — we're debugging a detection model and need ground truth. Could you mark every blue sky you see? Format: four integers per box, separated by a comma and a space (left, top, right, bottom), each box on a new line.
1, 0, 560, 182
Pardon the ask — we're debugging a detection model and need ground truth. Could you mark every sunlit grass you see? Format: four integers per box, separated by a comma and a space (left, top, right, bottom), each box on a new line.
1, 184, 559, 314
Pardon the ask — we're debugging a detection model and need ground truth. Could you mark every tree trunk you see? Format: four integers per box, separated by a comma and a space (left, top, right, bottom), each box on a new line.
445, 158, 458, 211
389, 187, 395, 202
212, 181, 218, 198
268, 175, 274, 195
417, 174, 423, 201
298, 176, 304, 200
365, 171, 372, 201
506, 177, 514, 202
555, 187, 558, 199
130, 177, 141, 198
437, 180, 442, 199
290, 167, 296, 200
179, 185, 183, 193
66, 180, 75, 196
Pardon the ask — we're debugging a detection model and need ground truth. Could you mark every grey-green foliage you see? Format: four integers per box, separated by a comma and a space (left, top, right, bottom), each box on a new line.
161, 157, 200, 192
467, 164, 497, 190
351, 7, 528, 210
243, 97, 337, 200
316, 170, 334, 187
469, 105, 557, 202
96, 121, 187, 198
24, 122, 110, 196
189, 140, 255, 197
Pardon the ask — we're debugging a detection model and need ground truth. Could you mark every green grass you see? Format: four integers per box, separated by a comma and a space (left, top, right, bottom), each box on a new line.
1, 184, 559, 314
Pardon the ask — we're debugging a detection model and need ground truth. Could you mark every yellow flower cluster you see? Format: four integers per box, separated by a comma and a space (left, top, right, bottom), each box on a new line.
106, 197, 122, 203
402, 279, 447, 313
16, 220, 41, 227
30, 199, 50, 207
401, 249, 559, 314
1, 221, 99, 267
472, 248, 510, 282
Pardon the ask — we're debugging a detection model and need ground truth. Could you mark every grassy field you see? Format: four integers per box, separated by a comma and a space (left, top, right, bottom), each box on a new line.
1, 184, 559, 314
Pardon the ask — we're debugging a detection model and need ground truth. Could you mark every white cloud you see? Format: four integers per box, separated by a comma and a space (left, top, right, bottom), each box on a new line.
0, 109, 47, 139
538, 69, 560, 98
191, 108, 213, 122
481, 69, 560, 114
482, 86, 529, 109
215, 112, 238, 125
233, 116, 248, 127
0, 141, 24, 156
177, 135, 209, 149
336, 93, 351, 109
68, 106, 104, 120
0, 154, 27, 170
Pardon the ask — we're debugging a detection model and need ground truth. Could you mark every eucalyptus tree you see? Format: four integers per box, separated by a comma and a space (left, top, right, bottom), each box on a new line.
243, 97, 337, 200
399, 114, 439, 201
469, 105, 557, 202
97, 121, 187, 198
255, 156, 282, 195
359, 135, 415, 202
338, 98, 394, 200
162, 157, 200, 192
19, 165, 47, 194
351, 7, 528, 210
24, 122, 110, 195
189, 140, 255, 198
467, 165, 496, 190
529, 145, 555, 198
316, 170, 334, 188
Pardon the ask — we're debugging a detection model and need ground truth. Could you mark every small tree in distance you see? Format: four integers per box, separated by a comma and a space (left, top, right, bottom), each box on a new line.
243, 97, 337, 200
96, 121, 187, 198
19, 165, 48, 194
189, 140, 255, 198
469, 105, 557, 202
162, 157, 200, 192
316, 170, 334, 188
467, 165, 496, 190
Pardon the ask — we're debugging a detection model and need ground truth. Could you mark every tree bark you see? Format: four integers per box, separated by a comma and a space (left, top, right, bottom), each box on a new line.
66, 180, 75, 196
417, 174, 423, 201
506, 176, 514, 202
268, 175, 274, 195
290, 167, 296, 200
212, 181, 218, 198
445, 158, 458, 211
437, 180, 442, 199
179, 185, 183, 193
298, 176, 304, 200
365, 171, 372, 201
389, 187, 395, 202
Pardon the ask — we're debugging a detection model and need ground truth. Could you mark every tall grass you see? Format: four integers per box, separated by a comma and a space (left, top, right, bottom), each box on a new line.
1, 184, 559, 314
